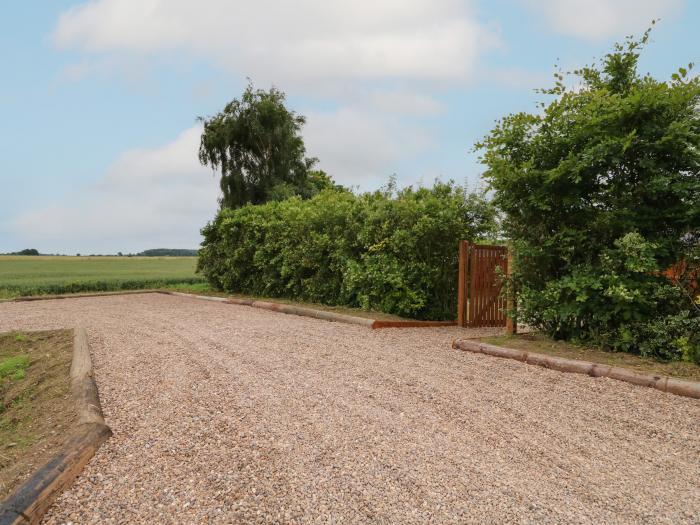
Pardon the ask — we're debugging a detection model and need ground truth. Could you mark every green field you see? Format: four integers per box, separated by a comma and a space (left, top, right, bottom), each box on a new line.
0, 256, 204, 298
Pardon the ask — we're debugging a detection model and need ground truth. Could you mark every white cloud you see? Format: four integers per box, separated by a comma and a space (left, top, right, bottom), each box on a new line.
523, 0, 683, 41
53, 0, 490, 87
9, 126, 220, 254
47, 0, 515, 193
367, 90, 444, 116
303, 108, 435, 188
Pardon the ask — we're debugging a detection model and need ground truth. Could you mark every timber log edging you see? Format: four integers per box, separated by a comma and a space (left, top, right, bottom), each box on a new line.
452, 338, 700, 400
0, 328, 112, 525
164, 291, 455, 329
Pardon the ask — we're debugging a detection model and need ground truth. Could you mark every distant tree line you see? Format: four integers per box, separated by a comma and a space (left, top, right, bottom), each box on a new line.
2, 248, 197, 257
3, 249, 40, 256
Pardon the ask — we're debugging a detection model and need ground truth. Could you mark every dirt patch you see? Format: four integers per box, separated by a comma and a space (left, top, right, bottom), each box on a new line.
0, 329, 76, 499
482, 332, 700, 381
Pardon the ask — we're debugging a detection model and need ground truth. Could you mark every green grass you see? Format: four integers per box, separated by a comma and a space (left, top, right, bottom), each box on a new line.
0, 355, 29, 380
0, 330, 75, 498
0, 255, 204, 298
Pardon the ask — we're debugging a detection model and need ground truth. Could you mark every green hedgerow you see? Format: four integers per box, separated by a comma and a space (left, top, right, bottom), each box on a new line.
198, 182, 497, 320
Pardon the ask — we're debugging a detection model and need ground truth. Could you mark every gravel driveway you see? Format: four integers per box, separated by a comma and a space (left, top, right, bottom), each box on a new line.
1, 293, 698, 524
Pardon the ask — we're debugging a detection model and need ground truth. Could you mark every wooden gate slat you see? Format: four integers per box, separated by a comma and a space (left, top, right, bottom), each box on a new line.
458, 242, 508, 328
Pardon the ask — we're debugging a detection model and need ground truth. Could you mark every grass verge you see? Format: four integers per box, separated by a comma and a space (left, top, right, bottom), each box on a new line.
481, 333, 700, 382
0, 330, 76, 499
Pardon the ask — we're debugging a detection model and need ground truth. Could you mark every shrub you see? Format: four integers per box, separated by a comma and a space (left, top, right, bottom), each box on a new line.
477, 28, 700, 362
198, 182, 496, 319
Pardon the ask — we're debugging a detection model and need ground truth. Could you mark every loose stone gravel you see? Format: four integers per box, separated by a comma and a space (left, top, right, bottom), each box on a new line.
0, 293, 698, 524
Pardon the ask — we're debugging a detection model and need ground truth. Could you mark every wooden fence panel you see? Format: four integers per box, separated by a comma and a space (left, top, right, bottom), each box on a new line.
457, 242, 509, 328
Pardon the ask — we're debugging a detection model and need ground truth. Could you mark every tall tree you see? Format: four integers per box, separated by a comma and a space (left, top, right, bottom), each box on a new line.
199, 83, 331, 209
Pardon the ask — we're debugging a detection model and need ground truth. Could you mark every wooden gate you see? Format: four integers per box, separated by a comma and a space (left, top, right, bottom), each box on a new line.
457, 242, 509, 328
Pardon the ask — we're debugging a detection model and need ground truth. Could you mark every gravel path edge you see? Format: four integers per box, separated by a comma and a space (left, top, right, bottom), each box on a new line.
452, 338, 700, 399
168, 291, 457, 328
0, 290, 164, 304
0, 328, 112, 525
3, 291, 458, 329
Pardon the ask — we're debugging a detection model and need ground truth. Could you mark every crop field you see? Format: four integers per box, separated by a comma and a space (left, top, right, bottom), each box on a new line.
0, 256, 204, 298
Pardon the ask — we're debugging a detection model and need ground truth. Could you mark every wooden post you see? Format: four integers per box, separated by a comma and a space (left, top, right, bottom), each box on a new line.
505, 245, 517, 335
457, 241, 468, 327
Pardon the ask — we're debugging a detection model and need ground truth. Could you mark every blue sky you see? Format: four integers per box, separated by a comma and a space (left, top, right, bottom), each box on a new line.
1, 0, 697, 254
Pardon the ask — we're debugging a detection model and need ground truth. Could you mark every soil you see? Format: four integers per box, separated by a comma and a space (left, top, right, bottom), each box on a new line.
481, 332, 700, 381
0, 329, 76, 499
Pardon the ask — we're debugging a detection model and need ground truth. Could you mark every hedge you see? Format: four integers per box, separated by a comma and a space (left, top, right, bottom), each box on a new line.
198, 183, 496, 320
477, 31, 700, 362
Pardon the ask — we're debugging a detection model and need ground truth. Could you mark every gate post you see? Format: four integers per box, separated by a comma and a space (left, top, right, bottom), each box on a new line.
505, 245, 517, 335
457, 241, 468, 327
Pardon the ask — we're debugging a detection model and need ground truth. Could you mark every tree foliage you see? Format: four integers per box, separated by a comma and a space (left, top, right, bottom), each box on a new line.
198, 182, 497, 320
477, 26, 700, 361
199, 83, 333, 209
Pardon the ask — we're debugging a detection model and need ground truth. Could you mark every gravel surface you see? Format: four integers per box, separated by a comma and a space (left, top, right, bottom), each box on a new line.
1, 293, 698, 524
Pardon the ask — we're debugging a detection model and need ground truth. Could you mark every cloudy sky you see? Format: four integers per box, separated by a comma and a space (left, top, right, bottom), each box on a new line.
1, 0, 696, 253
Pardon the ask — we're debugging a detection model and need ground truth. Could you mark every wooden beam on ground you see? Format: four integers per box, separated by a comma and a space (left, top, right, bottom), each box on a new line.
1, 328, 111, 525
452, 339, 700, 399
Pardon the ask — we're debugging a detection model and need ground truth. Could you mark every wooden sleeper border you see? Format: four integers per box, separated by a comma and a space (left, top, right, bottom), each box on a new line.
165, 291, 455, 329
452, 339, 700, 399
0, 328, 112, 525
